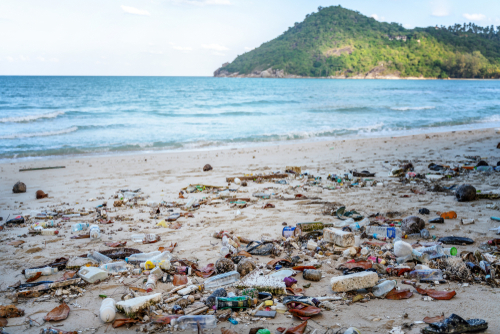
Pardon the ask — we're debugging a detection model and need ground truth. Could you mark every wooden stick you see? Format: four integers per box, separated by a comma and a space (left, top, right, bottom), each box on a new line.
226, 174, 288, 183
19, 166, 65, 172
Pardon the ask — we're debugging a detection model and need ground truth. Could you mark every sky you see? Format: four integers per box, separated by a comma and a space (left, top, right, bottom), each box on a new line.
0, 0, 499, 76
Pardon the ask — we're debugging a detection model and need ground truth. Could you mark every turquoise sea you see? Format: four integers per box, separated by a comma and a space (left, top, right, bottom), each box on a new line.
0, 76, 499, 160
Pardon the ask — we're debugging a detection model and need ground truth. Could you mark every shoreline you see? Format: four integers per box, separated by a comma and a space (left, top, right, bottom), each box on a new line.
2, 125, 499, 164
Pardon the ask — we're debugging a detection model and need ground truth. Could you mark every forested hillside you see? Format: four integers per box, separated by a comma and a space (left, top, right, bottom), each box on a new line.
216, 6, 500, 78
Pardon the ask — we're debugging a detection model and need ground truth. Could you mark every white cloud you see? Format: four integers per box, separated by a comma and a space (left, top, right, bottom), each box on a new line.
121, 5, 151, 16
463, 13, 486, 21
170, 43, 192, 52
169, 0, 230, 5
201, 44, 229, 51
371, 14, 385, 21
431, 0, 451, 17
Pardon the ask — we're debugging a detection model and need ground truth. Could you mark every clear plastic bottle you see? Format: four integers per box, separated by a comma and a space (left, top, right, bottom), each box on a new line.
89, 225, 100, 240
348, 218, 370, 231
88, 251, 112, 264
333, 218, 355, 228
409, 269, 443, 282
100, 261, 129, 273
185, 197, 196, 209
365, 226, 402, 239
130, 234, 146, 243
476, 166, 494, 172
418, 245, 445, 259
25, 267, 58, 279
172, 315, 217, 331
41, 229, 59, 236
203, 271, 240, 290
72, 222, 89, 233
372, 280, 397, 297
125, 251, 161, 263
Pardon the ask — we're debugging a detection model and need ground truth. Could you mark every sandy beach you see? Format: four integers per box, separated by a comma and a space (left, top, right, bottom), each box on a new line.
1, 127, 500, 334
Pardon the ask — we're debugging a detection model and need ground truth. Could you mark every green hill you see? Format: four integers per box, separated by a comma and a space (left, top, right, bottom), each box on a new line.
215, 6, 500, 79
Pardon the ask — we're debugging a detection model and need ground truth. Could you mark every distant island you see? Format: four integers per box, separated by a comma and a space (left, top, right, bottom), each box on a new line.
214, 6, 500, 79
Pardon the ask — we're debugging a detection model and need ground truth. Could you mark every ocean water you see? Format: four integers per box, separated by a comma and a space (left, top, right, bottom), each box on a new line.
0, 76, 499, 160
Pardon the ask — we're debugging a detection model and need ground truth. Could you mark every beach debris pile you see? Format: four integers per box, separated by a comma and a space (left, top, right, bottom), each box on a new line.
1, 157, 499, 334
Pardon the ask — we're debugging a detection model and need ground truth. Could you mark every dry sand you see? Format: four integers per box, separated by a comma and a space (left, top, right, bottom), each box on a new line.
1, 128, 499, 334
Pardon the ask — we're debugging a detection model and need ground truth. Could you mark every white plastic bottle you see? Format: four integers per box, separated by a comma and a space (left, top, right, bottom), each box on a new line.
25, 267, 58, 279
89, 225, 100, 240
172, 315, 217, 331
99, 298, 116, 323
88, 251, 112, 264
203, 271, 240, 290
145, 274, 157, 292
125, 251, 162, 263
178, 285, 199, 296
100, 261, 129, 273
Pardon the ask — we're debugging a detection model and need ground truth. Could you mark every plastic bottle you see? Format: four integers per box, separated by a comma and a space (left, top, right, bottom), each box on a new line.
6, 216, 25, 225
220, 246, 230, 256
100, 261, 129, 273
145, 274, 157, 292
348, 218, 370, 231
409, 269, 443, 282
99, 298, 116, 323
178, 285, 200, 296
205, 288, 227, 307
394, 240, 413, 257
215, 296, 256, 310
476, 166, 494, 172
420, 229, 430, 239
144, 234, 160, 243
130, 234, 145, 243
372, 280, 397, 297
31, 220, 57, 229
303, 269, 322, 281
25, 267, 58, 279
72, 222, 90, 233
443, 247, 457, 256
125, 251, 161, 263
185, 197, 196, 209
169, 266, 192, 275
418, 245, 445, 259
88, 251, 112, 264
365, 226, 402, 239
333, 218, 355, 228
41, 229, 59, 236
411, 249, 430, 263
203, 271, 240, 290
172, 315, 217, 331
89, 225, 100, 240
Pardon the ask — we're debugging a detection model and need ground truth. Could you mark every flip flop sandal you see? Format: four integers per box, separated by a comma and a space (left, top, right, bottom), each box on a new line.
245, 241, 274, 256
422, 314, 488, 333
353, 170, 375, 177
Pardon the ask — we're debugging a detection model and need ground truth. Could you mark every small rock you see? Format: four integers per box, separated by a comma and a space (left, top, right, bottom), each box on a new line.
36, 190, 48, 199
455, 184, 476, 202
13, 181, 26, 193
203, 164, 213, 172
